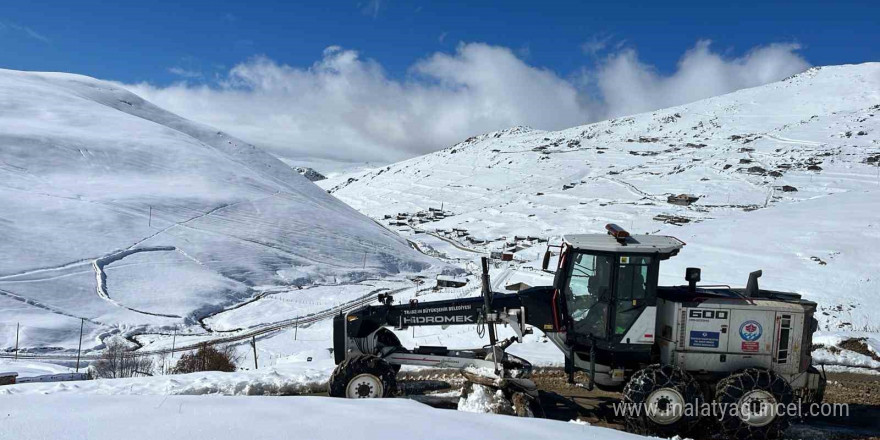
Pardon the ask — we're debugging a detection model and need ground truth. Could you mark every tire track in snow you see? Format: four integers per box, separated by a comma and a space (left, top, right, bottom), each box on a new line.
0, 259, 93, 281
89, 194, 285, 317
92, 246, 181, 318
764, 133, 825, 147
601, 176, 666, 201
0, 287, 105, 326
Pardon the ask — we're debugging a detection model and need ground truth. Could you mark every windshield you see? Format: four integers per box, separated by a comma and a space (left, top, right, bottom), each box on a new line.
565, 252, 613, 338
614, 255, 653, 335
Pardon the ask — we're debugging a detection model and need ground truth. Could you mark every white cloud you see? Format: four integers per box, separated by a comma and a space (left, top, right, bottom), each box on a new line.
361, 0, 383, 18
581, 34, 612, 56
0, 20, 50, 43
594, 40, 811, 118
124, 41, 809, 165
168, 67, 203, 78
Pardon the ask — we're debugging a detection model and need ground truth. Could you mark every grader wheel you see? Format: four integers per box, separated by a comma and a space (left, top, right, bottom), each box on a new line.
622, 364, 703, 438
328, 354, 398, 398
714, 368, 794, 440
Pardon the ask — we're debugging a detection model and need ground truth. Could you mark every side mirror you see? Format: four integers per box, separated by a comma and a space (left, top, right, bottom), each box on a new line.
542, 250, 551, 271
685, 267, 701, 293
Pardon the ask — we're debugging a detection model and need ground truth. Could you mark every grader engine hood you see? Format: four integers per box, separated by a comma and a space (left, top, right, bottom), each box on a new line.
656, 291, 818, 376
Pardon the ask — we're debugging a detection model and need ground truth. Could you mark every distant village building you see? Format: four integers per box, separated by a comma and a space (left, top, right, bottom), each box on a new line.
436, 275, 468, 288
653, 214, 691, 225
16, 372, 88, 384
0, 372, 18, 386
667, 194, 699, 206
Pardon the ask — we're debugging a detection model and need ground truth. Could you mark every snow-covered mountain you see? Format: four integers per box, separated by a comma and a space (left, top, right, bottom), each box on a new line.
0, 69, 437, 351
324, 63, 880, 331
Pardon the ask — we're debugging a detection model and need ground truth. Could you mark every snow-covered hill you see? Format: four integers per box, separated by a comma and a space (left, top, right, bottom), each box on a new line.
0, 69, 438, 352
324, 63, 880, 331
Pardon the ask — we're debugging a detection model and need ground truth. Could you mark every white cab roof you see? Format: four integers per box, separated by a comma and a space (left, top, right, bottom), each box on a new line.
563, 234, 685, 254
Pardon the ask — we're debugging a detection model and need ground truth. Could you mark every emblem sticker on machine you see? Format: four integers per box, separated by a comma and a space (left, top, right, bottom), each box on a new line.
739, 320, 763, 341
741, 341, 759, 352
689, 331, 720, 348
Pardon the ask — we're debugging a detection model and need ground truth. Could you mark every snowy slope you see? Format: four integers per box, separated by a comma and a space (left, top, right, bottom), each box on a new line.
0, 69, 438, 352
324, 63, 880, 331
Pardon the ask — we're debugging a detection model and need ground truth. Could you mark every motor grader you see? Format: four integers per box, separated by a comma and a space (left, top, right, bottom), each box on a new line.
328, 224, 826, 439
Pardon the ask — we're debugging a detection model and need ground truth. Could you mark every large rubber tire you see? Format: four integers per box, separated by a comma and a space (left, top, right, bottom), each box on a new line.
622, 364, 703, 438
328, 355, 398, 398
714, 368, 793, 440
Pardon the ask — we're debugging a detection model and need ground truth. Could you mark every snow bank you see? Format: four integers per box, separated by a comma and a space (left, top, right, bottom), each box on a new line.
458, 383, 510, 414
0, 360, 335, 397
0, 394, 626, 440
0, 359, 74, 379
812, 348, 880, 370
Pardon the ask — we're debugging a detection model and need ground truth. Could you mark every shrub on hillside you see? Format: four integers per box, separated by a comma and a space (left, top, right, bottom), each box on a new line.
173, 344, 239, 374
93, 340, 154, 378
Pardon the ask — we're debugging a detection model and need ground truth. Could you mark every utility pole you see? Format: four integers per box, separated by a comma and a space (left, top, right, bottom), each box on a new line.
362, 251, 367, 270
171, 329, 177, 358
294, 319, 298, 341
251, 336, 258, 369
148, 206, 152, 227
76, 318, 84, 372
14, 323, 19, 360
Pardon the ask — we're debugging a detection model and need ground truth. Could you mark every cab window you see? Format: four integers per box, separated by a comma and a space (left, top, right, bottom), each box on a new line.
565, 252, 613, 338
614, 255, 653, 335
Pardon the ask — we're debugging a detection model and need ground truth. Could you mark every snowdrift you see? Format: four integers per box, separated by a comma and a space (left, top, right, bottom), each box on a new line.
1, 394, 619, 440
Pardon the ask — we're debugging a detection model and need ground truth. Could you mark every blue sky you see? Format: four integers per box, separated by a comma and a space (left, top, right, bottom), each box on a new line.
2, 1, 877, 166
2, 0, 875, 84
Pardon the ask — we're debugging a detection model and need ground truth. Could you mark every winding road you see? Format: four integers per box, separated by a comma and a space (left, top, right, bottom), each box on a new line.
0, 285, 411, 362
